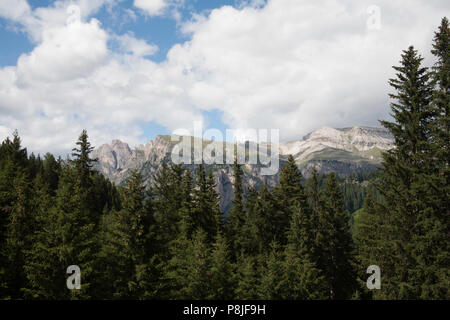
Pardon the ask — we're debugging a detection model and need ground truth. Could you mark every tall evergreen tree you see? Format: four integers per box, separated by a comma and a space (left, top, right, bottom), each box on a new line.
282, 242, 327, 300
71, 130, 97, 189
353, 193, 385, 299
24, 165, 97, 299
275, 155, 310, 246
98, 170, 153, 299
371, 45, 445, 299
24, 132, 99, 299
317, 173, 357, 299
164, 229, 212, 299
415, 17, 450, 299
235, 254, 261, 299
192, 164, 222, 243
208, 233, 235, 299
259, 241, 286, 299
4, 169, 33, 298
226, 158, 246, 258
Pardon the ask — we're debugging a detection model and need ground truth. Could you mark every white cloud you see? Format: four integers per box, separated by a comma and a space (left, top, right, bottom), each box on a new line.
115, 33, 158, 57
16, 19, 108, 83
0, 0, 449, 156
0, 0, 203, 155
134, 0, 168, 16
0, 0, 31, 21
175, 0, 449, 141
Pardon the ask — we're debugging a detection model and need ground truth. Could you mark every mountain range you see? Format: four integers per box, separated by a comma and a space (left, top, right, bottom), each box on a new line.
92, 126, 394, 212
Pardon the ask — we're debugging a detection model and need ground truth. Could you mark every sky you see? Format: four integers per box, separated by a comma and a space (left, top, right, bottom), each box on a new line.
0, 0, 448, 156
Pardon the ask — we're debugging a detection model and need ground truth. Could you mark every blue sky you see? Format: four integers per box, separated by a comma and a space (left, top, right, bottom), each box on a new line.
0, 0, 240, 143
0, 0, 447, 155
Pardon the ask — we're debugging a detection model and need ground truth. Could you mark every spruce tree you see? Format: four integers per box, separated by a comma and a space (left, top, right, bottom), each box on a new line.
25, 132, 99, 299
317, 173, 357, 299
353, 193, 384, 299
414, 17, 450, 299
98, 170, 152, 299
71, 130, 99, 226
235, 254, 261, 299
258, 241, 286, 299
208, 233, 235, 299
275, 154, 310, 246
226, 157, 246, 258
24, 165, 97, 299
192, 164, 222, 243
164, 229, 212, 299
372, 45, 442, 299
4, 169, 33, 298
282, 242, 327, 300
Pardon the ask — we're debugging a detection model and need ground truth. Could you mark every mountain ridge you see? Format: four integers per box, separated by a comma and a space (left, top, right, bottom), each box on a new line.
92, 125, 393, 212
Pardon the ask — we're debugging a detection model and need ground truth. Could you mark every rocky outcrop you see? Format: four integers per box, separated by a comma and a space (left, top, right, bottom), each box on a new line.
92, 126, 393, 212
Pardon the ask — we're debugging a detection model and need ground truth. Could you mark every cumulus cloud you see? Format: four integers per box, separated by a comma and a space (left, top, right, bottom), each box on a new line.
176, 0, 449, 141
134, 0, 168, 16
0, 0, 203, 155
0, 0, 31, 21
115, 33, 159, 57
0, 0, 449, 156
16, 19, 108, 83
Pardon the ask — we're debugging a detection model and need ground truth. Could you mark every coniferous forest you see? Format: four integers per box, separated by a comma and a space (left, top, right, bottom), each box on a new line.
0, 17, 448, 300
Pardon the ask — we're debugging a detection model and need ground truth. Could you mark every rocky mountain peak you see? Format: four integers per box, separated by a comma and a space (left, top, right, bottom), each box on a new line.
92, 126, 394, 212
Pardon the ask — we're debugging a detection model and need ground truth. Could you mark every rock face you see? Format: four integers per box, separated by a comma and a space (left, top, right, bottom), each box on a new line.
92, 126, 394, 212
280, 126, 393, 162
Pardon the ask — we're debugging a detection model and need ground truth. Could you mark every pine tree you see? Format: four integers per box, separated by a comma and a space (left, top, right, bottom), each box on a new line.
247, 184, 282, 254
151, 163, 186, 254
71, 130, 97, 189
24, 165, 97, 299
430, 17, 450, 166
317, 173, 357, 299
412, 17, 450, 299
192, 164, 222, 243
240, 186, 260, 255
258, 241, 286, 299
70, 130, 100, 226
24, 132, 100, 299
98, 170, 152, 299
4, 169, 33, 298
208, 233, 235, 299
274, 154, 311, 246
282, 243, 327, 300
353, 193, 385, 299
0, 132, 32, 298
164, 229, 212, 299
226, 158, 246, 258
148, 163, 191, 298
235, 254, 261, 299
372, 45, 443, 299
42, 153, 60, 194
281, 187, 328, 300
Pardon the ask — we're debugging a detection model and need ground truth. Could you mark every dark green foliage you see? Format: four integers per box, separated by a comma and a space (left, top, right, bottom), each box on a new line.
164, 229, 212, 299
275, 154, 309, 245
226, 158, 246, 259
258, 241, 286, 299
208, 233, 235, 299
282, 243, 328, 300
316, 173, 357, 299
98, 170, 153, 299
354, 26, 450, 299
192, 164, 222, 243
25, 165, 98, 299
235, 254, 261, 299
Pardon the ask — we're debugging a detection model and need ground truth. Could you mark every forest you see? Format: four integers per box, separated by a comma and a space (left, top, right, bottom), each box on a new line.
0, 17, 448, 300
